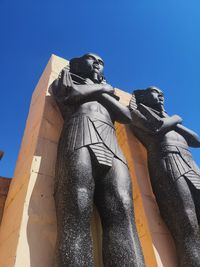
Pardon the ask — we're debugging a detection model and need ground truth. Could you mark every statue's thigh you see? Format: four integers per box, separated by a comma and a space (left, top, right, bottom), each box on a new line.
158, 176, 198, 234
55, 147, 95, 213
94, 158, 133, 217
186, 178, 200, 223
61, 147, 94, 186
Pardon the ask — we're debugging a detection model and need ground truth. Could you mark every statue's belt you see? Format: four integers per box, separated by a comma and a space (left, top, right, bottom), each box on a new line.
149, 142, 191, 155
67, 111, 115, 129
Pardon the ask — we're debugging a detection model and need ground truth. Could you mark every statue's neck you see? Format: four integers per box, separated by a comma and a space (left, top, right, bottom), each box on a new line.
70, 72, 102, 85
146, 105, 167, 117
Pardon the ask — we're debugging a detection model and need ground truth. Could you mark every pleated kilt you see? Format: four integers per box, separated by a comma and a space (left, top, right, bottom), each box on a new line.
58, 111, 127, 167
148, 142, 200, 190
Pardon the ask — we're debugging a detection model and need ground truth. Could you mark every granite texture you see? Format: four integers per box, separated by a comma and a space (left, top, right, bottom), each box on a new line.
52, 53, 145, 267
129, 87, 200, 267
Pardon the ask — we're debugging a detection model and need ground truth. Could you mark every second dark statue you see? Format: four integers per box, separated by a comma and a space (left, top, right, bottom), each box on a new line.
51, 53, 145, 267
129, 87, 200, 267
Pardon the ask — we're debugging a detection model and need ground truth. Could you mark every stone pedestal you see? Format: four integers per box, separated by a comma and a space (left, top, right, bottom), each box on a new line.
0, 55, 178, 267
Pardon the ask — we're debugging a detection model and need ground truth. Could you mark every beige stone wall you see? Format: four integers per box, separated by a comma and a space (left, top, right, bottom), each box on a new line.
0, 177, 11, 224
0, 55, 66, 267
0, 55, 178, 267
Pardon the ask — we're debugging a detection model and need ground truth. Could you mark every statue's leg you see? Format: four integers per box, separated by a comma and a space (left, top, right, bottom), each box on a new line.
54, 147, 94, 267
185, 174, 200, 224
155, 176, 200, 267
192, 187, 200, 223
94, 158, 145, 267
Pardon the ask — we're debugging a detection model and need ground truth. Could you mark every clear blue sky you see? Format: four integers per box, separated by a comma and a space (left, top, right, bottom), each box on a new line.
1, 0, 200, 177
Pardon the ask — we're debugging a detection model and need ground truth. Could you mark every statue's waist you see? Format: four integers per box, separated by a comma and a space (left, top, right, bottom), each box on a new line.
66, 111, 114, 129
148, 141, 191, 155
60, 111, 126, 163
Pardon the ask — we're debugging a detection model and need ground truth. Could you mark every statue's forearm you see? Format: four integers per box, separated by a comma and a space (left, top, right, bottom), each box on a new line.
130, 109, 158, 134
52, 69, 110, 104
157, 115, 182, 134
72, 84, 106, 96
63, 84, 108, 104
175, 124, 200, 147
99, 93, 132, 124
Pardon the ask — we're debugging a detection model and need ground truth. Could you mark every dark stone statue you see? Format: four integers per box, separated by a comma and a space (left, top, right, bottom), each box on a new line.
51, 53, 145, 267
129, 86, 200, 267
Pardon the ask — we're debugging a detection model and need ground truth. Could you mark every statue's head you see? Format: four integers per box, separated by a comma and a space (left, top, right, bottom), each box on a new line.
134, 86, 164, 111
69, 53, 105, 83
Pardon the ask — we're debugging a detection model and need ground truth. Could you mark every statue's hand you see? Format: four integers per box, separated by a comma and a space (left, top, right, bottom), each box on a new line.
101, 84, 120, 100
102, 84, 115, 94
167, 115, 183, 125
174, 115, 183, 124
157, 115, 183, 133
58, 67, 75, 89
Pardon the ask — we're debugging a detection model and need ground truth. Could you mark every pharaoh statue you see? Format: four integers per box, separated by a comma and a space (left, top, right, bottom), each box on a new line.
129, 86, 200, 267
50, 53, 145, 267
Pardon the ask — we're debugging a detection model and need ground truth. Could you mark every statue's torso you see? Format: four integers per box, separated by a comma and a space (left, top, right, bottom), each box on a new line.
60, 100, 126, 166
73, 101, 113, 121
133, 127, 188, 152
162, 130, 188, 146
132, 114, 200, 184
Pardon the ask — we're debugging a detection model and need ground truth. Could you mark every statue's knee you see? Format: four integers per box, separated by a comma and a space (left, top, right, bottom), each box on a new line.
119, 189, 132, 209
75, 187, 93, 215
182, 207, 199, 232
105, 190, 132, 218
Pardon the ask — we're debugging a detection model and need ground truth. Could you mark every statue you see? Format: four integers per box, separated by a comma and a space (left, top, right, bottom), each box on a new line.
129, 86, 200, 267
51, 53, 145, 267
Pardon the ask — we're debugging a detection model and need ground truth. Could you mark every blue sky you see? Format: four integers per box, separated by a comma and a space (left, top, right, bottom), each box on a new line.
1, 0, 200, 177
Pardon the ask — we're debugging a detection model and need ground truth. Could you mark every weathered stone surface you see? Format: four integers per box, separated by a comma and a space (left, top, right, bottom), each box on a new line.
129, 87, 200, 267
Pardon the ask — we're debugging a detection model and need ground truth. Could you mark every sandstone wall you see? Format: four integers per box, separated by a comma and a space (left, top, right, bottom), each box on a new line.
0, 177, 11, 224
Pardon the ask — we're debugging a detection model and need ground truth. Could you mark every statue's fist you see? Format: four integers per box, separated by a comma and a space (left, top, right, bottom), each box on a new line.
103, 84, 114, 94
173, 115, 183, 124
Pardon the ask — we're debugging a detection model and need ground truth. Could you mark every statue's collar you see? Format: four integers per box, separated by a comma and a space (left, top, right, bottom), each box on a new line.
70, 72, 105, 85
145, 106, 167, 118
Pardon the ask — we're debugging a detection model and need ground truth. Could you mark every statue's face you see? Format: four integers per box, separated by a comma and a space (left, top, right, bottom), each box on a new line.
145, 88, 164, 109
81, 53, 104, 81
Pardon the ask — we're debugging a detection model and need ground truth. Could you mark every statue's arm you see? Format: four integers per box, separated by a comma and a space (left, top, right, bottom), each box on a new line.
98, 93, 132, 124
136, 104, 182, 134
130, 108, 160, 134
64, 83, 114, 104
130, 106, 182, 135
175, 124, 200, 147
51, 68, 114, 104
157, 115, 183, 134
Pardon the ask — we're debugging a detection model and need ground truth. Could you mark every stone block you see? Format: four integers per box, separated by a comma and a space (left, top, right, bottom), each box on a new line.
0, 227, 20, 267
34, 137, 58, 177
